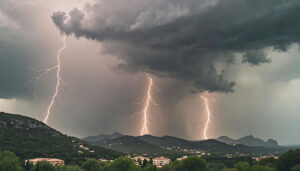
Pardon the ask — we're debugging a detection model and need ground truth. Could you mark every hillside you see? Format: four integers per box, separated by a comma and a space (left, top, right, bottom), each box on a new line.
138, 135, 190, 148
217, 135, 279, 147
84, 133, 285, 155
0, 112, 121, 163
83, 132, 123, 142
97, 135, 167, 154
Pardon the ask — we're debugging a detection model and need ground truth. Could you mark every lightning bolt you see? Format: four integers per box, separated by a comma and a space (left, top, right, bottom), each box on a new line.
12, 1, 91, 125
140, 75, 154, 135
43, 37, 67, 124
201, 95, 211, 140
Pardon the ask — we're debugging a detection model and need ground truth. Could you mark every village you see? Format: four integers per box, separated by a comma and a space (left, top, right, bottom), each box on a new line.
25, 141, 280, 169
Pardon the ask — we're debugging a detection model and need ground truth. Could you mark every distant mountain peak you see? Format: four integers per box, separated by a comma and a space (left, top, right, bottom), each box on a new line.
112, 132, 122, 136
245, 135, 254, 138
83, 132, 123, 143
217, 135, 279, 147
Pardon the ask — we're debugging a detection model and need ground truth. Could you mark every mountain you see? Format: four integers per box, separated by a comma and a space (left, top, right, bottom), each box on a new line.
138, 135, 265, 155
83, 132, 123, 142
0, 112, 121, 163
218, 136, 236, 144
138, 135, 190, 148
84, 133, 284, 155
97, 135, 167, 154
217, 135, 279, 147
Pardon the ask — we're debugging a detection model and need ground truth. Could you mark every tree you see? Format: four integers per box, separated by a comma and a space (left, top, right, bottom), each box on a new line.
141, 159, 149, 168
25, 161, 34, 171
292, 165, 300, 171
251, 165, 276, 171
258, 157, 277, 168
111, 157, 138, 171
143, 163, 156, 171
33, 161, 55, 171
182, 156, 207, 171
160, 164, 171, 171
168, 160, 184, 171
55, 165, 84, 171
208, 162, 227, 171
221, 168, 238, 171
0, 151, 23, 171
234, 162, 250, 171
277, 149, 300, 171
81, 158, 104, 171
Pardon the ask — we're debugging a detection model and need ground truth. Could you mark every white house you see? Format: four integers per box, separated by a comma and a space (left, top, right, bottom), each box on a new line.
177, 156, 188, 161
79, 145, 89, 151
25, 158, 64, 166
99, 158, 110, 163
152, 156, 170, 167
131, 156, 150, 166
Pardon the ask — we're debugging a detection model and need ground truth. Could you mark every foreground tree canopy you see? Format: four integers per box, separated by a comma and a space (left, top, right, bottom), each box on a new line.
1, 149, 300, 171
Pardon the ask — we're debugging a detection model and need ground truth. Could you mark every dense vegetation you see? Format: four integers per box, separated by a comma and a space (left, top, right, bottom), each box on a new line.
1, 149, 300, 171
0, 112, 121, 164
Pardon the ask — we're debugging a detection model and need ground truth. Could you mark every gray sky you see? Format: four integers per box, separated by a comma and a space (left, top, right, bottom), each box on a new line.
0, 0, 300, 145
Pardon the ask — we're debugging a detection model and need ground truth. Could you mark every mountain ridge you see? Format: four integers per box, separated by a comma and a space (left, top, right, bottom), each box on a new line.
83, 133, 284, 155
83, 132, 123, 142
217, 135, 279, 147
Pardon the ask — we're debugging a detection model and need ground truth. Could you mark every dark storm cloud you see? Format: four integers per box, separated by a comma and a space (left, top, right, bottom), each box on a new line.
51, 0, 300, 93
52, 0, 300, 93
242, 50, 271, 65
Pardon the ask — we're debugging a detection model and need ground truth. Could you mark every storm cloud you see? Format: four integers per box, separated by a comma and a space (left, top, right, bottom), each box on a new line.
52, 0, 300, 93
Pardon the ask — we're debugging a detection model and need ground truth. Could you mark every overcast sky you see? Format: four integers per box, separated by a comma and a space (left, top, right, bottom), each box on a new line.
0, 0, 300, 145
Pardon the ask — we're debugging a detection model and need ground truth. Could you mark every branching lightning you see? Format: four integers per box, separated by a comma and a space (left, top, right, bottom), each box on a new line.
201, 95, 211, 140
140, 75, 154, 135
43, 37, 66, 124
131, 74, 157, 135
13, 0, 90, 125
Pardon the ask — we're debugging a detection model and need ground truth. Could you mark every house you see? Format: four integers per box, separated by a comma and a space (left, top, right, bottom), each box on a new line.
131, 156, 150, 166
25, 158, 64, 166
177, 156, 188, 161
99, 158, 110, 163
251, 157, 260, 161
152, 156, 170, 167
79, 144, 89, 151
260, 155, 279, 160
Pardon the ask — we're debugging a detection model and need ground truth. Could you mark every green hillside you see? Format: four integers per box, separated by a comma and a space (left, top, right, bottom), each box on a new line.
96, 135, 167, 154
0, 112, 121, 164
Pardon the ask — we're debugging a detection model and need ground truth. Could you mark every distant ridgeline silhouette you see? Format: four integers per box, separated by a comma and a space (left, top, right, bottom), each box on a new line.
217, 135, 279, 147
83, 132, 283, 155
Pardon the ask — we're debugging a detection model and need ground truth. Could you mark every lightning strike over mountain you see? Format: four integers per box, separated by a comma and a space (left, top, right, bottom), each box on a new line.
140, 74, 154, 135
43, 37, 67, 124
201, 95, 211, 140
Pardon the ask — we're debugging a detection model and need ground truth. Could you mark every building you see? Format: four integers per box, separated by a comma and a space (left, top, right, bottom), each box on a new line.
131, 156, 150, 166
79, 144, 89, 151
26, 158, 64, 166
251, 155, 279, 161
99, 158, 110, 163
251, 157, 260, 161
152, 156, 170, 167
260, 155, 279, 160
177, 156, 188, 161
